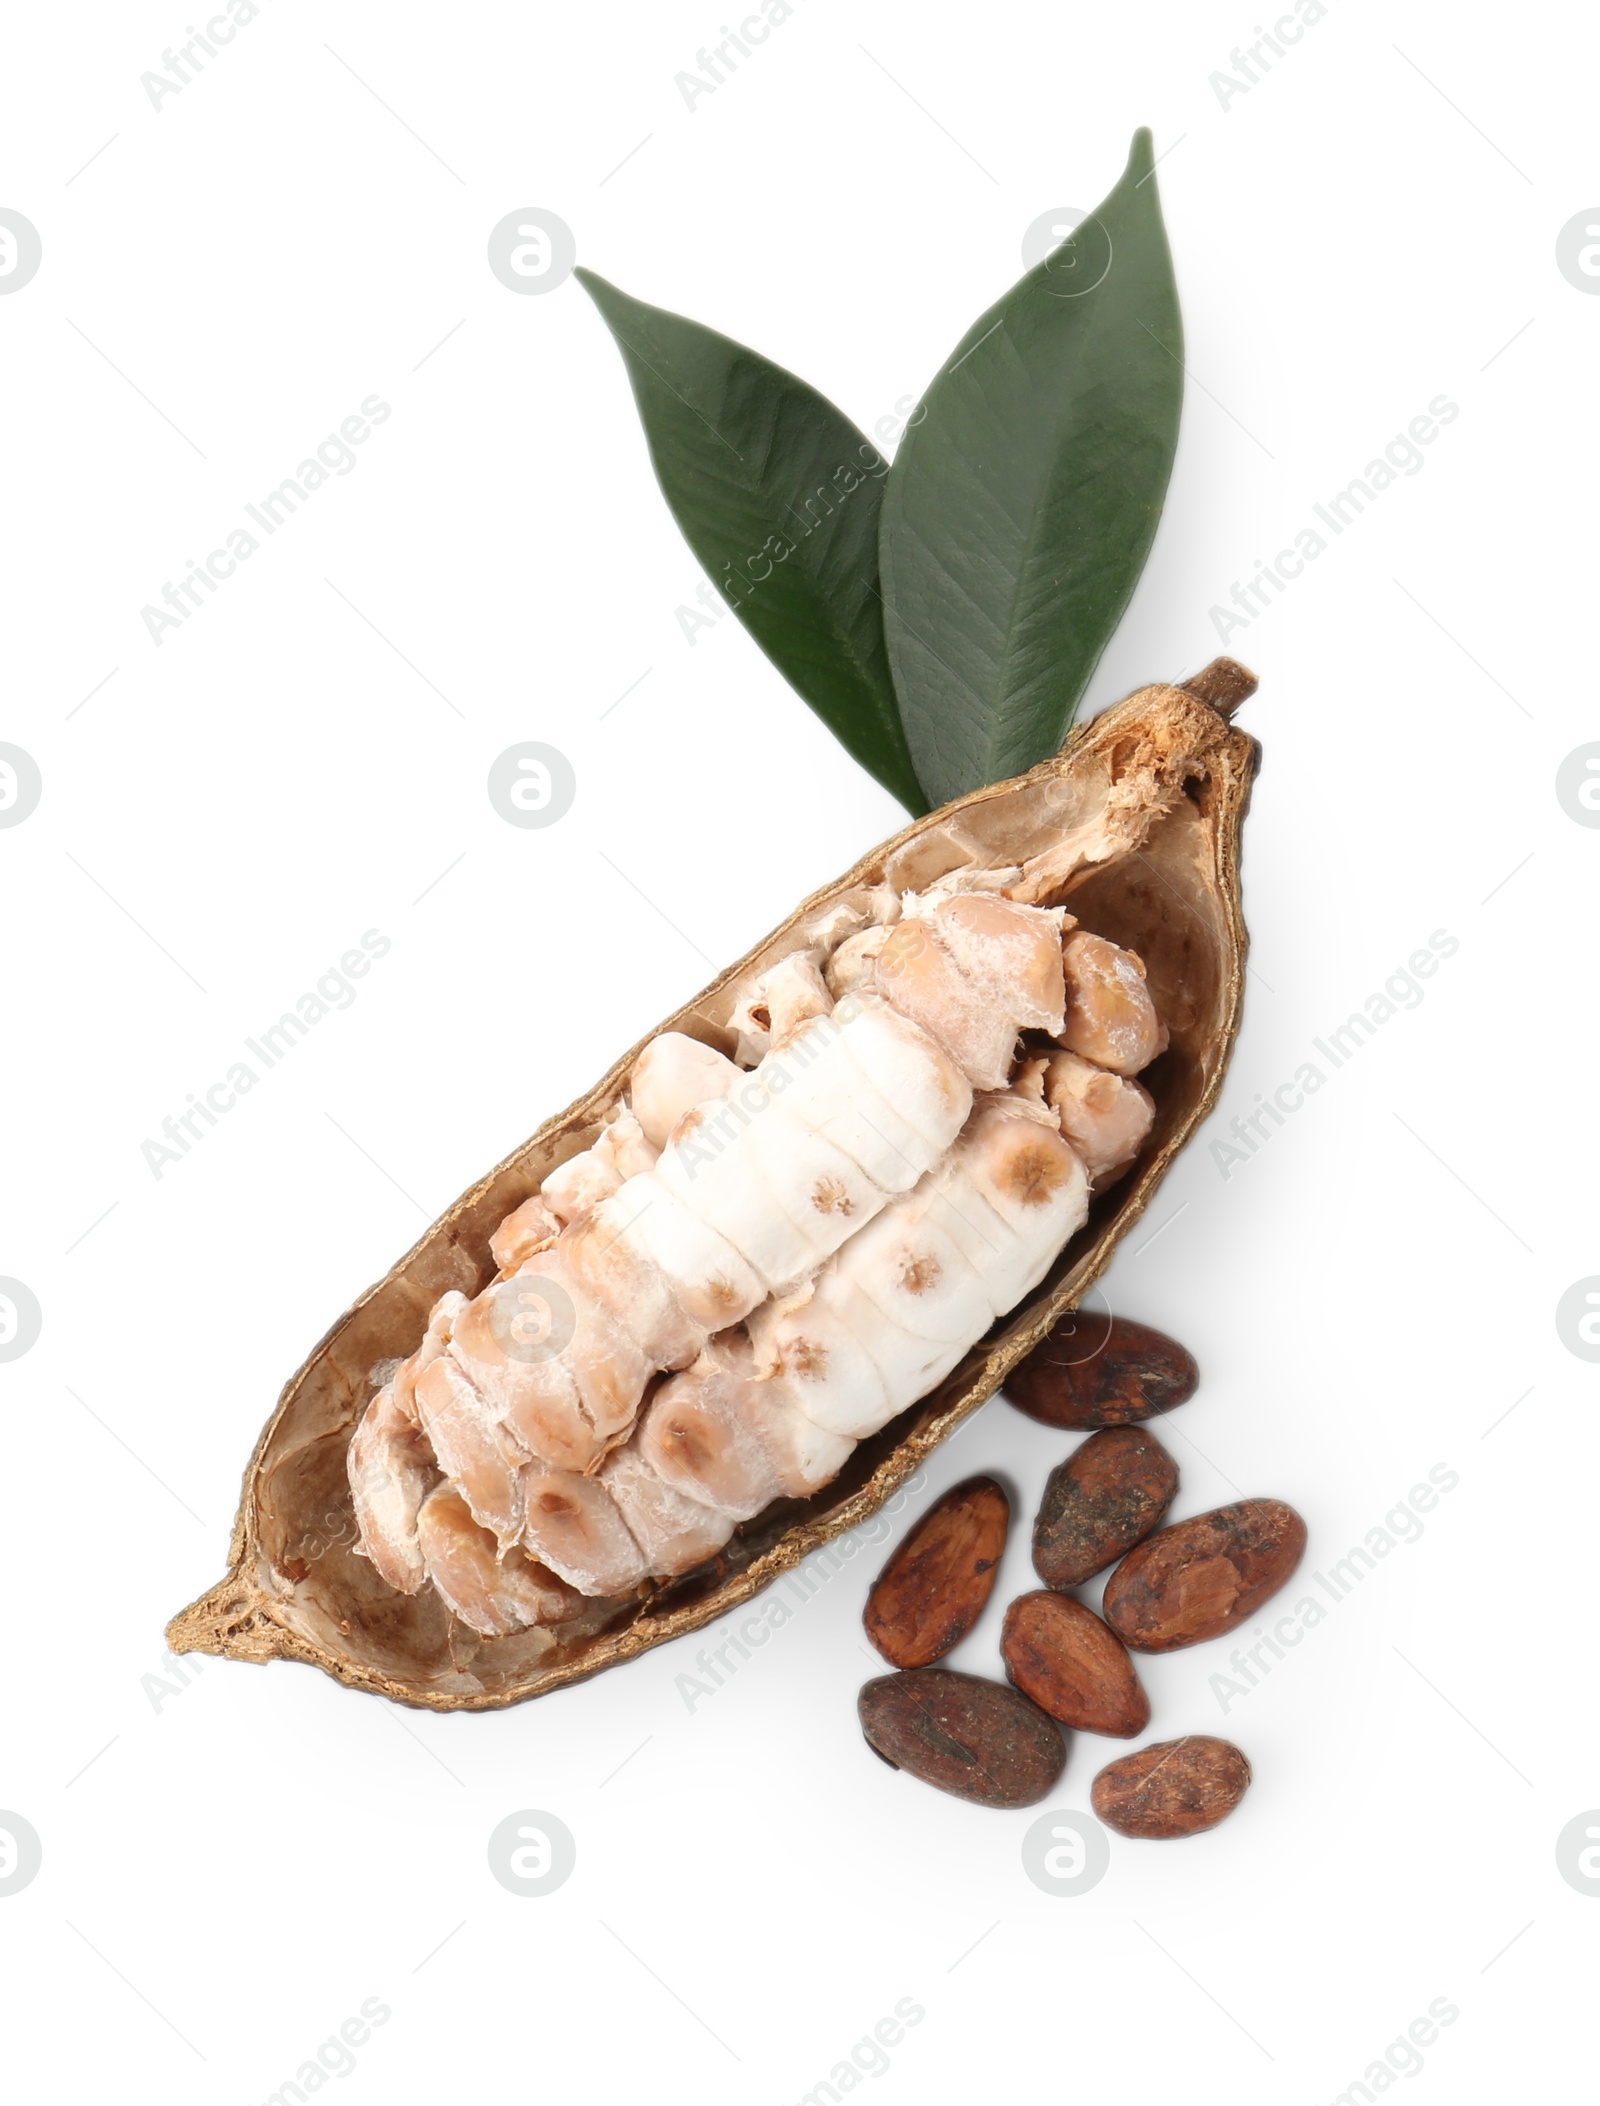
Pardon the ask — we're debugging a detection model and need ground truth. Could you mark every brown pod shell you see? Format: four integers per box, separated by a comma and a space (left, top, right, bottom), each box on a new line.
1102, 1499, 1307, 1653
1001, 1591, 1149, 1737
167, 667, 1258, 1710
864, 1476, 1010, 1668
1007, 1313, 1199, 1430
1032, 1426, 1179, 1589
1091, 1735, 1252, 1838
859, 1668, 1066, 1808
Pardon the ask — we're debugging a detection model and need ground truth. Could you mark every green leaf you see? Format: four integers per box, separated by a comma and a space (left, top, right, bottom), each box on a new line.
878, 129, 1183, 805
577, 269, 929, 815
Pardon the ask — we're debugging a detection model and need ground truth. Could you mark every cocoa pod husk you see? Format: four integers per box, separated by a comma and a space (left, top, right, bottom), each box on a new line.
1032, 1425, 1178, 1589
168, 667, 1257, 1710
859, 1668, 1066, 1808
1091, 1735, 1252, 1838
1006, 1313, 1199, 1430
864, 1476, 1009, 1668
1102, 1498, 1307, 1653
1001, 1591, 1149, 1737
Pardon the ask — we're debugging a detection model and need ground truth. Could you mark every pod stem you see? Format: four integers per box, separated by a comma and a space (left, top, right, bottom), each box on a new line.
1180, 657, 1257, 718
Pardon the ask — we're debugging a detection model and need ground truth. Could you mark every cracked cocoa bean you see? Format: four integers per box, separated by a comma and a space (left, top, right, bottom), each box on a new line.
1102, 1498, 1307, 1652
1091, 1735, 1252, 1838
858, 1668, 1066, 1808
1006, 1314, 1198, 1430
1032, 1425, 1178, 1589
1001, 1591, 1149, 1737
864, 1476, 1010, 1669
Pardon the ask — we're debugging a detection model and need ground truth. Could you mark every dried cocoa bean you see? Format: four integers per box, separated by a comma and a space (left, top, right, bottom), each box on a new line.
1001, 1591, 1149, 1737
1032, 1426, 1178, 1589
864, 1476, 1010, 1668
858, 1668, 1066, 1808
1091, 1735, 1252, 1838
1006, 1313, 1198, 1430
1102, 1498, 1307, 1652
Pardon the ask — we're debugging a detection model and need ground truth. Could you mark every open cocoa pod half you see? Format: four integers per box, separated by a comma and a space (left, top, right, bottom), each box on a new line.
168, 660, 1259, 1710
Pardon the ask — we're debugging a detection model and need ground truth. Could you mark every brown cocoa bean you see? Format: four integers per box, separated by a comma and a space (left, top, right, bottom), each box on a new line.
1001, 1591, 1149, 1737
1102, 1498, 1307, 1652
864, 1476, 1010, 1668
1005, 1313, 1198, 1430
1091, 1735, 1252, 1838
1032, 1426, 1178, 1589
858, 1668, 1066, 1808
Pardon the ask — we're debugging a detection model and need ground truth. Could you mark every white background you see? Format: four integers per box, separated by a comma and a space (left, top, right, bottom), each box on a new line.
2, 2, 1595, 2100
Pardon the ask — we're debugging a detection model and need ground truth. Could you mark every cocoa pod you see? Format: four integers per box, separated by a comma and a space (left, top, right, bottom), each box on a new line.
168, 674, 1257, 1712
1032, 1425, 1178, 1589
1001, 1591, 1149, 1737
859, 1668, 1067, 1808
1102, 1498, 1307, 1652
1006, 1313, 1198, 1430
1091, 1735, 1251, 1838
864, 1476, 1010, 1668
